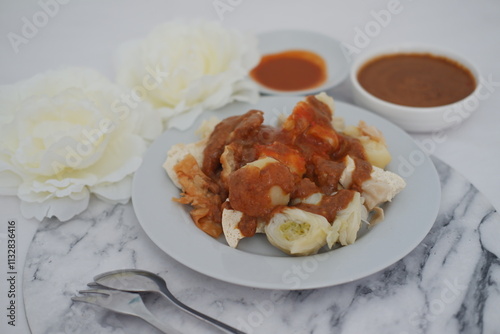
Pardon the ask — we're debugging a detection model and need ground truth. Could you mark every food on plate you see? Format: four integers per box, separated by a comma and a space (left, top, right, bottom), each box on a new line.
171, 154, 223, 238
339, 155, 406, 210
328, 191, 365, 246
163, 92, 406, 256
265, 207, 331, 256
228, 156, 295, 217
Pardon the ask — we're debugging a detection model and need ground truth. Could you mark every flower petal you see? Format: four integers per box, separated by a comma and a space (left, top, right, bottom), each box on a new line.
0, 67, 163, 221
90, 175, 133, 203
115, 20, 260, 125
20, 189, 90, 222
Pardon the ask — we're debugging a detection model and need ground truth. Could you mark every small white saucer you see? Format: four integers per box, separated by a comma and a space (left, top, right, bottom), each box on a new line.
252, 29, 349, 96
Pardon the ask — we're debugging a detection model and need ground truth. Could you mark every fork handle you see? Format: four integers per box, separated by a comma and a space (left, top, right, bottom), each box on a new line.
135, 309, 184, 334
159, 291, 246, 334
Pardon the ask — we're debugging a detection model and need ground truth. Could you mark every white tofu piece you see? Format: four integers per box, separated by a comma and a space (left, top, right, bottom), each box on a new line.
362, 165, 406, 210
222, 207, 265, 248
340, 155, 406, 210
339, 155, 356, 189
222, 208, 244, 248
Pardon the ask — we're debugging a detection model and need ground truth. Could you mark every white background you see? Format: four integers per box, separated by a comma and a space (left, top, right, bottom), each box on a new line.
0, 0, 499, 333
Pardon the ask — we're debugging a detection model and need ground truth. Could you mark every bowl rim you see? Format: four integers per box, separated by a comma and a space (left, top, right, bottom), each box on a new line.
350, 43, 481, 114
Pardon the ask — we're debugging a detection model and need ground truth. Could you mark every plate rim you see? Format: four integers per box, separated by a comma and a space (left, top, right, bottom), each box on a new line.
132, 97, 441, 290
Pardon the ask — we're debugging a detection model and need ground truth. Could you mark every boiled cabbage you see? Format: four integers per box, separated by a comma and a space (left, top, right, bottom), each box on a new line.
327, 191, 366, 247
265, 207, 330, 256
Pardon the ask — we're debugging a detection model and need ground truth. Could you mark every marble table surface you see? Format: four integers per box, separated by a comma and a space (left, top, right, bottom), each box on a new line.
23, 157, 500, 334
0, 1, 498, 333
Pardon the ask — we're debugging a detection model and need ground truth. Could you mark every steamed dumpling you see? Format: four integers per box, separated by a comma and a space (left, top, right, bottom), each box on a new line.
343, 121, 391, 169
228, 157, 295, 217
265, 207, 331, 256
291, 192, 323, 205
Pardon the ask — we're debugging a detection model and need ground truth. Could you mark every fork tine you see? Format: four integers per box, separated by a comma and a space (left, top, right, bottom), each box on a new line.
73, 290, 114, 308
87, 282, 103, 288
73, 288, 181, 334
71, 295, 106, 305
71, 296, 93, 303
78, 288, 112, 295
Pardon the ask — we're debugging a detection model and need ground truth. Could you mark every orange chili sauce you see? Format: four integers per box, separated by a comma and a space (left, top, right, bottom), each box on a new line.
250, 50, 327, 91
357, 53, 476, 107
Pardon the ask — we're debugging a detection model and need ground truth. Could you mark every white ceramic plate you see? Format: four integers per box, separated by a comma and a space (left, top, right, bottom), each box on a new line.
251, 30, 349, 96
132, 97, 441, 290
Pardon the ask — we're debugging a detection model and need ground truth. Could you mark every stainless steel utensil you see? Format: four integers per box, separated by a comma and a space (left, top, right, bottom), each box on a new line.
72, 287, 182, 334
93, 269, 245, 334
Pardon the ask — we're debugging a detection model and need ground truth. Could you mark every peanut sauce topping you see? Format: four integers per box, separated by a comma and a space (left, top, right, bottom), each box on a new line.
228, 162, 295, 218
201, 96, 372, 237
295, 189, 356, 222
357, 53, 476, 107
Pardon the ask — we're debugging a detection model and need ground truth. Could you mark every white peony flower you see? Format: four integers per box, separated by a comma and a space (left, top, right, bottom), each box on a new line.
115, 20, 260, 130
0, 67, 162, 221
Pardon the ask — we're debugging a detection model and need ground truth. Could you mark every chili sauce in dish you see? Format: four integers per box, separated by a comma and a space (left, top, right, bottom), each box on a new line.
250, 50, 327, 91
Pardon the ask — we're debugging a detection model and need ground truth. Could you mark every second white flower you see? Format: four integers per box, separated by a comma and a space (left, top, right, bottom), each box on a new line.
115, 20, 260, 130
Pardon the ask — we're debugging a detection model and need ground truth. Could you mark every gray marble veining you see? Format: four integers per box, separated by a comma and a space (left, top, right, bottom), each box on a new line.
23, 158, 500, 334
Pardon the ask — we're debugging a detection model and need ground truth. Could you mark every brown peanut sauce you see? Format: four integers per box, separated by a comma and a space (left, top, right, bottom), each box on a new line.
238, 215, 259, 238
295, 189, 356, 222
202, 110, 267, 179
292, 178, 321, 199
351, 157, 372, 193
202, 96, 373, 237
357, 53, 476, 107
228, 162, 295, 218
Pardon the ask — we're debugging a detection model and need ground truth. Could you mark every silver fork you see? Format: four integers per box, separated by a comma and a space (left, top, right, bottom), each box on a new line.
72, 287, 182, 334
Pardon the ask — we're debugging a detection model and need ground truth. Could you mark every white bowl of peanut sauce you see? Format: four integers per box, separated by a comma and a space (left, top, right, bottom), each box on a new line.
350, 44, 481, 133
